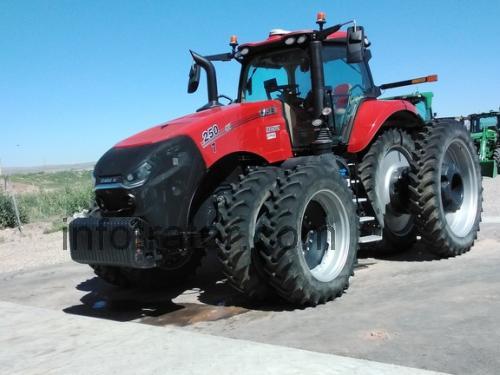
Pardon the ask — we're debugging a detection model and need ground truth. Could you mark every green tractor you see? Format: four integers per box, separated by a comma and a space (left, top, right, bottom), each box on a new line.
438, 111, 500, 177
384, 91, 434, 123
466, 111, 500, 177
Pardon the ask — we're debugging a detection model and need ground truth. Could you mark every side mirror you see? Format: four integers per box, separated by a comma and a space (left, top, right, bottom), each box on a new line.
346, 26, 365, 64
187, 63, 201, 93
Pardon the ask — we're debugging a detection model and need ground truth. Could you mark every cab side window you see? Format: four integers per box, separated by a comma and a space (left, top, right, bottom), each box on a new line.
323, 46, 371, 98
322, 45, 372, 133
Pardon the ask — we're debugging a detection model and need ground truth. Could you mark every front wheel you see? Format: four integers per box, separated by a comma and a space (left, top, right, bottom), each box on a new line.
409, 122, 483, 257
259, 164, 358, 306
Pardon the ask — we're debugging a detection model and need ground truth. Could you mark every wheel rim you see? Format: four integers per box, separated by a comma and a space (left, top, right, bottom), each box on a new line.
300, 189, 350, 282
376, 148, 412, 234
441, 139, 478, 237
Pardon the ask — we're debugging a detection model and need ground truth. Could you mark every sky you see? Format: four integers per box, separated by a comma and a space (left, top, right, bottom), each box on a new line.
1, 0, 499, 167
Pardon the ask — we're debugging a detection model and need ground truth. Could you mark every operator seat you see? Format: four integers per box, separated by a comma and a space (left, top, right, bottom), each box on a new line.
332, 83, 351, 135
332, 83, 351, 115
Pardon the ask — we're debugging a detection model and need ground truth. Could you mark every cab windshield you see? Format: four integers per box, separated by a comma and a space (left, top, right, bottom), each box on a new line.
240, 48, 311, 105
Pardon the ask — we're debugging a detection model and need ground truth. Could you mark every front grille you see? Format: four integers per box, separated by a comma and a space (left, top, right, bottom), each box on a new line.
95, 188, 135, 215
69, 217, 156, 268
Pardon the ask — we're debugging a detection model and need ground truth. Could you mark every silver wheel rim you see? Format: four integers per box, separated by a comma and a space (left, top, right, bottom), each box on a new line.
441, 139, 478, 237
376, 148, 412, 234
300, 189, 350, 282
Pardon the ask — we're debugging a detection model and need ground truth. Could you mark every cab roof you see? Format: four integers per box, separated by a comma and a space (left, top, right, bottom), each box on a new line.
239, 30, 347, 50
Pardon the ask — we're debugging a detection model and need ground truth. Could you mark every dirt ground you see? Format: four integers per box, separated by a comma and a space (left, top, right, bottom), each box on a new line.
0, 222, 69, 273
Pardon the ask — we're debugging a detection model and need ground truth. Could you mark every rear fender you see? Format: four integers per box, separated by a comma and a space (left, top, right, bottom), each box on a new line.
347, 99, 423, 153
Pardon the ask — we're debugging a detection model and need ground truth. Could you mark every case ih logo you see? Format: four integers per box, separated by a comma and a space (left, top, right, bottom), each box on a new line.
259, 107, 276, 117
266, 125, 280, 133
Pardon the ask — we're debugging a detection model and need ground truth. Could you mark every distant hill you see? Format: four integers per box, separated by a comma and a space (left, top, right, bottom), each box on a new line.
1, 162, 95, 175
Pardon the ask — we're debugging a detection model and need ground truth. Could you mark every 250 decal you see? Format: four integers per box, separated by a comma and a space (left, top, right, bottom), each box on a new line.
201, 124, 220, 147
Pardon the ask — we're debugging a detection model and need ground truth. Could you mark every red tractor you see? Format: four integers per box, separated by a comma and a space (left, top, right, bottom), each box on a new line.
70, 13, 482, 305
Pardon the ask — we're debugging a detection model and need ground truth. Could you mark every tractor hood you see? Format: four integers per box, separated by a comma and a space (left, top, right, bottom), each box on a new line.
93, 99, 291, 187
114, 102, 262, 149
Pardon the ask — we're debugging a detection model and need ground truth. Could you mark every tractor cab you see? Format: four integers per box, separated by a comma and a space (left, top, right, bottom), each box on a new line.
188, 13, 378, 152
468, 111, 500, 133
237, 28, 378, 149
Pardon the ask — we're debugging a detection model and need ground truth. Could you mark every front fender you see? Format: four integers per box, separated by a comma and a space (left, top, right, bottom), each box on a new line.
347, 99, 421, 153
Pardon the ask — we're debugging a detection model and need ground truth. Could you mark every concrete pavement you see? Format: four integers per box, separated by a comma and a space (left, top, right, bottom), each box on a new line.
0, 301, 446, 375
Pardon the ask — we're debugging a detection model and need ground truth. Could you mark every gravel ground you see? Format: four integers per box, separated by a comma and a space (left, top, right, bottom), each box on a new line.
0, 222, 70, 273
482, 177, 499, 217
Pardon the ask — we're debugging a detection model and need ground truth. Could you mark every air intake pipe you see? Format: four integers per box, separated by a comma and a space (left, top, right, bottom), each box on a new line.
190, 50, 221, 111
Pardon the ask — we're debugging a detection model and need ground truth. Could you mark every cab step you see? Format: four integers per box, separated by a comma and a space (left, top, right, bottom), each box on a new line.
353, 197, 367, 203
359, 235, 383, 244
359, 216, 375, 223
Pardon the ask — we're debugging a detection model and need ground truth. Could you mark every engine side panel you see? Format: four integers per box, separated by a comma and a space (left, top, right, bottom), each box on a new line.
347, 98, 419, 153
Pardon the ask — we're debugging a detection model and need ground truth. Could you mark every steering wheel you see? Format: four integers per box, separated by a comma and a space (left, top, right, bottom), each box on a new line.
264, 78, 300, 100
269, 84, 299, 99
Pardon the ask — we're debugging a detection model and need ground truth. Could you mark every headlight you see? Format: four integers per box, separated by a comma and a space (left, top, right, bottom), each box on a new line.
297, 35, 308, 44
123, 161, 153, 188
284, 37, 296, 45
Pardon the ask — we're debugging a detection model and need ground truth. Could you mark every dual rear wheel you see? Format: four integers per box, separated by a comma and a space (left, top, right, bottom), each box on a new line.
359, 124, 482, 257
215, 163, 358, 306
409, 122, 482, 256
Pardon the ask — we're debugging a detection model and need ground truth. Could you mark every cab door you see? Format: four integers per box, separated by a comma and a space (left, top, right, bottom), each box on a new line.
322, 44, 374, 139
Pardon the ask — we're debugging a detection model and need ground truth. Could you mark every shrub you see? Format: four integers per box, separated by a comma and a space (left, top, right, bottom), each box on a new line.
1, 170, 95, 230
18, 185, 94, 222
0, 193, 29, 229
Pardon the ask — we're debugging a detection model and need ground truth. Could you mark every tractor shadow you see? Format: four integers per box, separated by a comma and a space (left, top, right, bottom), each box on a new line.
63, 241, 440, 325
357, 240, 441, 262
62, 251, 294, 326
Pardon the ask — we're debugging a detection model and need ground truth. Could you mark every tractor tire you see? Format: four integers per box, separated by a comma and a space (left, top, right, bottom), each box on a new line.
215, 167, 278, 300
259, 164, 358, 306
91, 249, 205, 288
409, 122, 483, 257
359, 128, 417, 254
494, 147, 500, 173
